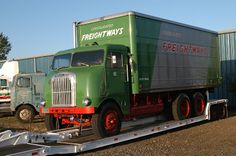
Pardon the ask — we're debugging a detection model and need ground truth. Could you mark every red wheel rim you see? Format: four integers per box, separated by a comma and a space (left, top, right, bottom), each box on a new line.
195, 98, 205, 115
180, 99, 190, 118
104, 110, 118, 134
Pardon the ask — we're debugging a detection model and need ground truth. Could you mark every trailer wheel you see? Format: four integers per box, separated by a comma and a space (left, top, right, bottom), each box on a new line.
45, 114, 65, 130
15, 105, 36, 123
193, 92, 205, 116
210, 104, 228, 120
92, 103, 122, 138
219, 105, 228, 119
172, 94, 191, 120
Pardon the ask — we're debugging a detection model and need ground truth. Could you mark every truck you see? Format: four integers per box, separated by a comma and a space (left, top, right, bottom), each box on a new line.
40, 11, 221, 138
0, 72, 46, 123
0, 54, 53, 122
0, 60, 19, 113
10, 73, 46, 123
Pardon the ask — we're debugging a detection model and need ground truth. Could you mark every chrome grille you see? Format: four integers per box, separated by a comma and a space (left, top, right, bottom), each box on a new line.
51, 72, 76, 106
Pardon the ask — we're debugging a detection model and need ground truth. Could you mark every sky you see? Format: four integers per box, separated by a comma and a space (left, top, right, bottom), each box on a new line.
1, 0, 236, 59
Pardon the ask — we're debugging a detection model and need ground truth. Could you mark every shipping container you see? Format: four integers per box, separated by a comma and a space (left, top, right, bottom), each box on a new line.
210, 29, 236, 108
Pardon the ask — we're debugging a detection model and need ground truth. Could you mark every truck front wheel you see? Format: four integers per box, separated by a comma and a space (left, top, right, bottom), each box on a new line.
45, 114, 65, 130
172, 94, 191, 120
92, 103, 122, 138
15, 105, 36, 123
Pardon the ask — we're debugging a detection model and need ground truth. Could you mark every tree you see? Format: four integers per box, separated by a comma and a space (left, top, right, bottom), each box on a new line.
0, 33, 11, 60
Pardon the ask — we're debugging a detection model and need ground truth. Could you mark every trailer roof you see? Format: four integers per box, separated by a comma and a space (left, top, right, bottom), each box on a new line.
76, 11, 217, 34
0, 53, 55, 64
218, 29, 236, 34
14, 53, 55, 61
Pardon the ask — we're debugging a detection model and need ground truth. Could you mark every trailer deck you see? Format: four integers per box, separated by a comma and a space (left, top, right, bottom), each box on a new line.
0, 99, 228, 156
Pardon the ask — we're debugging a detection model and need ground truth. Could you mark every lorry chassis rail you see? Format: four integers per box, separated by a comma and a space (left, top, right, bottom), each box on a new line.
0, 99, 228, 156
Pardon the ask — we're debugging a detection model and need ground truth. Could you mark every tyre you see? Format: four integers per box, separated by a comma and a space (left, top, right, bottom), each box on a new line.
15, 105, 36, 123
210, 104, 228, 120
172, 94, 191, 120
219, 105, 228, 119
192, 92, 205, 116
92, 103, 122, 138
45, 114, 65, 130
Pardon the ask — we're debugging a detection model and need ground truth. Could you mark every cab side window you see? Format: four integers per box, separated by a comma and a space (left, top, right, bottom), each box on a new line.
107, 52, 123, 68
17, 77, 30, 88
0, 79, 7, 87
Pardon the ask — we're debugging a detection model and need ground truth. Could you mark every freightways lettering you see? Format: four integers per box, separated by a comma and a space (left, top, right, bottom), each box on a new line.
162, 41, 208, 55
81, 27, 124, 41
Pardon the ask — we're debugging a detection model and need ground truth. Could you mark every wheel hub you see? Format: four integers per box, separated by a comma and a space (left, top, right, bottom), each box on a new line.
180, 100, 190, 118
196, 99, 204, 114
105, 112, 118, 131
20, 109, 31, 120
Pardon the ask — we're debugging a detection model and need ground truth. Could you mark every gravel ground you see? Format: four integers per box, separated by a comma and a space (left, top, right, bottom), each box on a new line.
0, 115, 46, 132
0, 114, 236, 155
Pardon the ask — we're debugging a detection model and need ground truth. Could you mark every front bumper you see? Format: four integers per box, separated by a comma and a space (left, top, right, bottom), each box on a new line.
40, 106, 95, 115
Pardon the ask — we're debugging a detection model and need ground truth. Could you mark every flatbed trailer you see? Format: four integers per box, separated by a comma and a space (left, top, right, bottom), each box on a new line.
0, 99, 227, 156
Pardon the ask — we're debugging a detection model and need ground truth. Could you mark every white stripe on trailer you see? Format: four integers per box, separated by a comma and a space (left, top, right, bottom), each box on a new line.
0, 130, 12, 141
0, 132, 29, 148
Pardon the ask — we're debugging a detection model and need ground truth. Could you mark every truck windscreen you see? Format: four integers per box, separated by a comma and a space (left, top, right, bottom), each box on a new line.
52, 53, 71, 70
71, 50, 104, 67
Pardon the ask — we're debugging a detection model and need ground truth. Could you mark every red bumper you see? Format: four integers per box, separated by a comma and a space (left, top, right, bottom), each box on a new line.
40, 106, 95, 115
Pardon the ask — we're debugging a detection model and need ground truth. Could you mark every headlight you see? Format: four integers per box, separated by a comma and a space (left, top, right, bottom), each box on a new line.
82, 98, 91, 106
40, 101, 46, 107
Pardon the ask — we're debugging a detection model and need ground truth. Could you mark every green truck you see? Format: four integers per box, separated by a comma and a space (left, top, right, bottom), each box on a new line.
40, 11, 220, 137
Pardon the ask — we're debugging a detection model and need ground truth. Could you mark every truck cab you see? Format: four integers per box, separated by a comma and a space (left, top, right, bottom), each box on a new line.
10, 73, 46, 123
0, 60, 19, 113
41, 44, 131, 135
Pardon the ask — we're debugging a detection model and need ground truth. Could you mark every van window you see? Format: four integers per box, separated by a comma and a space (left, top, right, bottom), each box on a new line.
17, 77, 30, 88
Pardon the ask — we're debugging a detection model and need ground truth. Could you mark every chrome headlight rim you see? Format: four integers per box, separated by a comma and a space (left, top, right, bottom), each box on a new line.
82, 97, 91, 106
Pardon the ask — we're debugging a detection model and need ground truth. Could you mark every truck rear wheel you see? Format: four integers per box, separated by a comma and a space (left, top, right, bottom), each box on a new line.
193, 92, 205, 116
172, 94, 191, 120
15, 105, 36, 123
92, 103, 122, 138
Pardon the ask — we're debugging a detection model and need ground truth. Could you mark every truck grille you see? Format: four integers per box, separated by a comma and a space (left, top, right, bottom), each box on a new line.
51, 72, 76, 106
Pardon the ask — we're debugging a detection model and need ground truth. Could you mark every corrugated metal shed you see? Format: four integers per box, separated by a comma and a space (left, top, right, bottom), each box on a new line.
0, 53, 54, 75
210, 29, 236, 108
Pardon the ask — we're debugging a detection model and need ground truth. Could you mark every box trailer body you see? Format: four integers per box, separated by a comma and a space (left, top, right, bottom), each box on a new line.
76, 12, 220, 94
40, 11, 220, 137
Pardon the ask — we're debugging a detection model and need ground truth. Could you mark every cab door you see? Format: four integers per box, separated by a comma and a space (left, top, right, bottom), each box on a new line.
14, 76, 33, 106
32, 75, 45, 109
106, 50, 130, 114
